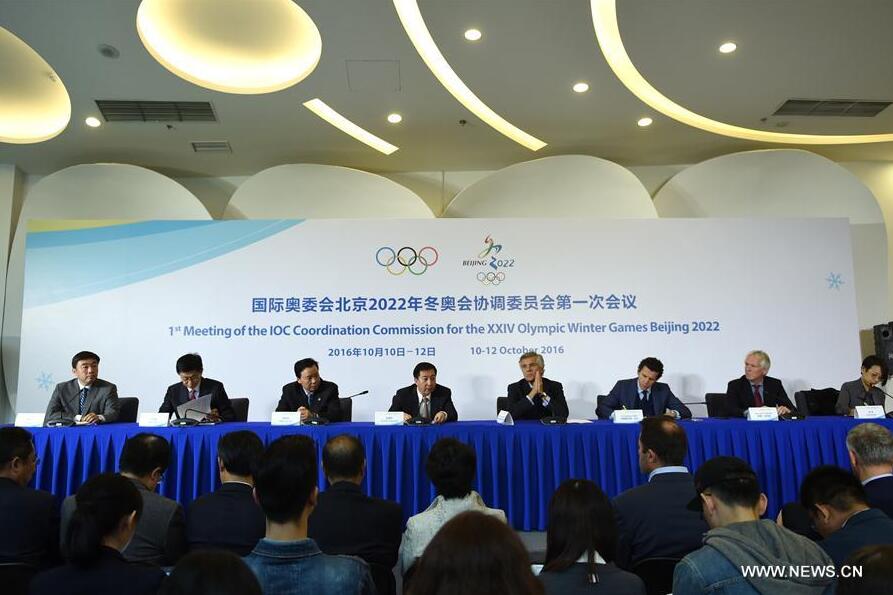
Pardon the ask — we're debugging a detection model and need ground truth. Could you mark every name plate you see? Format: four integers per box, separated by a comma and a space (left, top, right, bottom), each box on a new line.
270, 412, 301, 426
138, 413, 170, 427
496, 410, 514, 425
374, 411, 405, 426
746, 407, 779, 421
15, 413, 45, 427
611, 409, 644, 424
854, 405, 885, 419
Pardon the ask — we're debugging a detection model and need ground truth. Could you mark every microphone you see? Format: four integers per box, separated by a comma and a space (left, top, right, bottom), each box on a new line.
46, 410, 74, 428
340, 390, 369, 400
873, 387, 893, 417
168, 401, 199, 427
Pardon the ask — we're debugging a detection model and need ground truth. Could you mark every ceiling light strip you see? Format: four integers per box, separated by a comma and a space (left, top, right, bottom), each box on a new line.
303, 99, 399, 155
590, 0, 893, 145
393, 0, 546, 151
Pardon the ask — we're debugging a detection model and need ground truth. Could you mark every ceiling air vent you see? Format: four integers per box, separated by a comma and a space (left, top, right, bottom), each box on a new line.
773, 99, 891, 117
191, 141, 231, 153
95, 100, 217, 122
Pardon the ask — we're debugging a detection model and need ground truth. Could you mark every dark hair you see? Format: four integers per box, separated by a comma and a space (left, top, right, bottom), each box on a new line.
836, 545, 893, 595
119, 433, 171, 476
800, 465, 868, 513
426, 438, 476, 499
217, 431, 264, 477
322, 434, 365, 481
543, 479, 618, 583
254, 435, 318, 523
861, 355, 887, 379
637, 357, 664, 378
408, 511, 543, 595
0, 427, 34, 469
413, 362, 437, 379
294, 358, 319, 378
160, 550, 262, 595
71, 351, 99, 369
65, 473, 142, 566
639, 416, 687, 466
176, 353, 203, 374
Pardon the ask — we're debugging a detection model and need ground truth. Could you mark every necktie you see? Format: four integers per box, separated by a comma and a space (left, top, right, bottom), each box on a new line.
189, 389, 196, 401
641, 390, 655, 417
753, 385, 764, 407
78, 387, 89, 414
308, 392, 316, 409
420, 398, 430, 419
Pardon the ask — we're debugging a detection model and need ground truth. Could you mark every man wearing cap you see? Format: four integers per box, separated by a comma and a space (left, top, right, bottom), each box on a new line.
673, 457, 835, 594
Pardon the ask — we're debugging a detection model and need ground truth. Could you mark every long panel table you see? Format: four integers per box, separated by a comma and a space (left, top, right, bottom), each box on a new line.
26, 418, 892, 531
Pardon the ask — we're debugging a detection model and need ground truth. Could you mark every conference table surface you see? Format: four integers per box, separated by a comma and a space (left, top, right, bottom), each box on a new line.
25, 417, 892, 531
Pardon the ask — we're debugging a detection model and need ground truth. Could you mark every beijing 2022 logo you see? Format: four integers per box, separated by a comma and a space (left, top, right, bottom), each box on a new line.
462, 234, 515, 285
375, 246, 439, 275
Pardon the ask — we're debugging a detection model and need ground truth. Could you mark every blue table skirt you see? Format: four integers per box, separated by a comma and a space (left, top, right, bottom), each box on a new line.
27, 418, 892, 531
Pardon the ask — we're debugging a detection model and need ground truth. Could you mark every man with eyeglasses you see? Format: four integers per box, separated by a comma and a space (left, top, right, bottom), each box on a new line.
159, 353, 235, 422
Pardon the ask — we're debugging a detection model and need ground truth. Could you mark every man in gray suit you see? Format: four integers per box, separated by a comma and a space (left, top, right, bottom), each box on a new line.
44, 350, 119, 425
61, 433, 186, 566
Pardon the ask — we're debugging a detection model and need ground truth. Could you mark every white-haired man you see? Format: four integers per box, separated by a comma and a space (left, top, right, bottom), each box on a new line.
725, 350, 796, 418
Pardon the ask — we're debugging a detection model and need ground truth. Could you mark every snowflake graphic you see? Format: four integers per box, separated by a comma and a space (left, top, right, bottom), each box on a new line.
826, 273, 844, 290
36, 372, 53, 390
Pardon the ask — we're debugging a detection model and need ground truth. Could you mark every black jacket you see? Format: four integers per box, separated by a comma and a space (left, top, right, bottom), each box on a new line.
276, 379, 342, 422
506, 377, 569, 420
864, 475, 893, 520
0, 477, 58, 568
725, 375, 797, 418
29, 547, 165, 595
389, 384, 458, 421
159, 377, 235, 421
186, 482, 265, 556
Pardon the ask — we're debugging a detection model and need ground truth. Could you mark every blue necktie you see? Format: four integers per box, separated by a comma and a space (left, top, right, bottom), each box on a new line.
78, 387, 89, 414
641, 390, 655, 417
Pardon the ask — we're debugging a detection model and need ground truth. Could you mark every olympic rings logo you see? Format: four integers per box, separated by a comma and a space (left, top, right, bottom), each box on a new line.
375, 246, 439, 275
477, 271, 506, 285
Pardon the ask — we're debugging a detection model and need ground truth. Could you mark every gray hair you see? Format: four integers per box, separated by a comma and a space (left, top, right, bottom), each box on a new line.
846, 423, 893, 466
747, 350, 771, 371
519, 351, 544, 367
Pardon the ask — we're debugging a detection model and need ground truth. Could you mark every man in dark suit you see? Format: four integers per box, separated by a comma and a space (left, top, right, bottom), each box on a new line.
61, 433, 187, 566
309, 434, 402, 595
846, 422, 893, 518
506, 351, 568, 420
44, 350, 119, 425
613, 417, 707, 569
597, 357, 691, 419
725, 350, 796, 418
275, 358, 341, 422
389, 362, 458, 423
187, 430, 266, 555
159, 353, 235, 422
0, 427, 59, 569
801, 466, 893, 567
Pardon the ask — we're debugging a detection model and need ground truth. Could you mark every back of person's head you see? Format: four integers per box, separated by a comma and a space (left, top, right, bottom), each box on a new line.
65, 473, 142, 566
426, 438, 476, 500
322, 434, 365, 481
119, 433, 171, 476
217, 431, 263, 477
846, 423, 893, 467
639, 416, 687, 466
160, 550, 262, 595
71, 350, 100, 369
254, 435, 317, 523
836, 545, 893, 595
800, 465, 868, 513
408, 510, 543, 595
544, 479, 617, 581
176, 353, 203, 374
690, 456, 761, 511
637, 357, 664, 378
0, 427, 33, 471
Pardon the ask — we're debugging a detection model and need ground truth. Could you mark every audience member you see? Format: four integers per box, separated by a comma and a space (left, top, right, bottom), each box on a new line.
674, 456, 834, 594
30, 473, 165, 595
845, 422, 893, 518
835, 544, 893, 595
540, 479, 645, 595
613, 417, 707, 569
399, 437, 505, 574
799, 465, 893, 567
309, 434, 402, 595
159, 550, 262, 595
0, 427, 58, 570
61, 433, 186, 566
187, 430, 265, 555
244, 435, 375, 595
408, 510, 543, 595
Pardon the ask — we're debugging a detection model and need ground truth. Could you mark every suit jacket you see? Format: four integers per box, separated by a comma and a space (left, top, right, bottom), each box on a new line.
275, 379, 342, 422
597, 378, 692, 419
29, 547, 166, 595
506, 377, 569, 420
0, 477, 59, 568
61, 477, 187, 566
836, 379, 885, 415
187, 482, 265, 556
159, 377, 235, 422
612, 471, 708, 569
540, 563, 646, 595
389, 384, 458, 421
819, 508, 893, 567
44, 378, 119, 425
864, 475, 893, 519
725, 375, 796, 418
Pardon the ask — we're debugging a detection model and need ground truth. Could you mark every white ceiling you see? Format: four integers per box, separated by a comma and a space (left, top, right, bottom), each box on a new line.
1, 0, 892, 177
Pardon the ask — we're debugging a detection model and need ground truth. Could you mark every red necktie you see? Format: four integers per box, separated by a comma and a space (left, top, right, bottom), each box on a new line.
189, 389, 196, 401
753, 385, 764, 407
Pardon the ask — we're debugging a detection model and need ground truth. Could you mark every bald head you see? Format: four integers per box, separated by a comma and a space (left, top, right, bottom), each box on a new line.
322, 434, 365, 485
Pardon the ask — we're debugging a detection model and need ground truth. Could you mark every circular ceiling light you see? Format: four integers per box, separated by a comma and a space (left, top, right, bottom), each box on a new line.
387, 113, 403, 124
0, 27, 71, 144
637, 117, 653, 127
572, 82, 590, 93
85, 117, 102, 128
464, 29, 482, 41
718, 41, 737, 54
136, 0, 322, 94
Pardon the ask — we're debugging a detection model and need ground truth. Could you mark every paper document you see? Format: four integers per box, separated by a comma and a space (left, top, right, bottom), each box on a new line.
177, 394, 212, 421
